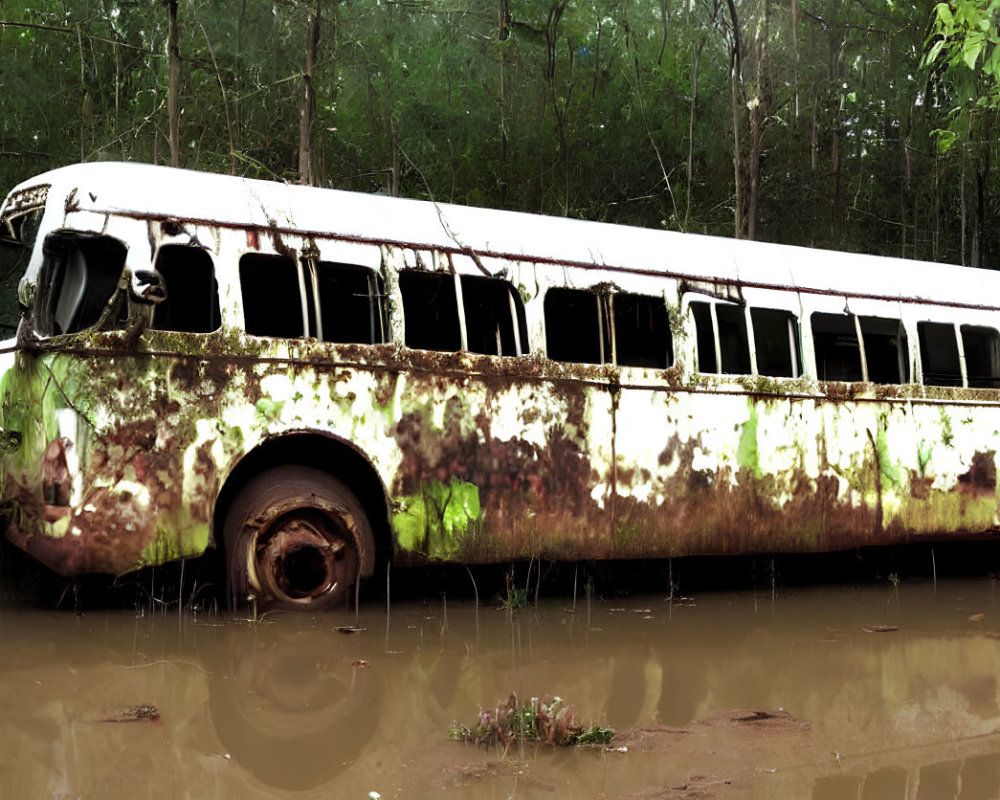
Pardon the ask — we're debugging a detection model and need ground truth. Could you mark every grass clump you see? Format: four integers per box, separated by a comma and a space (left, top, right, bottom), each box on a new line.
449, 694, 614, 748
497, 566, 529, 611
498, 585, 528, 611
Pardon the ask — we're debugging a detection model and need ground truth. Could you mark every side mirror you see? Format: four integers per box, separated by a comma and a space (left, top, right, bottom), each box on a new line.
131, 269, 167, 305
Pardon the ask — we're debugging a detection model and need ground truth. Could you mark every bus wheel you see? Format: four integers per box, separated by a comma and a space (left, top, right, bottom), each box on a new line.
223, 466, 373, 611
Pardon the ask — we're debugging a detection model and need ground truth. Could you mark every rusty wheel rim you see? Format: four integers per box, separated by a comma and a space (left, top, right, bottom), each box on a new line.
254, 509, 358, 606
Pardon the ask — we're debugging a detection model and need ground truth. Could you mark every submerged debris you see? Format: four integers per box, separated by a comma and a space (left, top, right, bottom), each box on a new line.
99, 703, 160, 723
332, 625, 367, 634
449, 694, 613, 748
862, 624, 899, 633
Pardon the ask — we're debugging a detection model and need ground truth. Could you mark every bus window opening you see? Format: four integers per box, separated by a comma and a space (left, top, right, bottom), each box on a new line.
240, 253, 304, 338
751, 308, 800, 378
399, 271, 461, 352
860, 316, 909, 384
961, 325, 1000, 388
544, 287, 605, 364
691, 300, 750, 375
812, 312, 863, 382
152, 245, 221, 333
613, 293, 672, 369
461, 275, 528, 357
316, 262, 387, 345
919, 321, 962, 386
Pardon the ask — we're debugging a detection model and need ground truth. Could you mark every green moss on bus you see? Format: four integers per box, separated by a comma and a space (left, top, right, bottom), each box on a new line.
392, 479, 482, 559
736, 403, 761, 479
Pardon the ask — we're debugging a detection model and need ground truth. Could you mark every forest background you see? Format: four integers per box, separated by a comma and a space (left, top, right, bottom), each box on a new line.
1, 0, 998, 281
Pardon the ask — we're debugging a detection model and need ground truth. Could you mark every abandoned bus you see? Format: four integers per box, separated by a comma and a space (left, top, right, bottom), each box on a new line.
0, 161, 998, 609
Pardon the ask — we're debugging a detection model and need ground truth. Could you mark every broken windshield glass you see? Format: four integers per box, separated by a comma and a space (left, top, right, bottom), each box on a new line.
35, 231, 128, 336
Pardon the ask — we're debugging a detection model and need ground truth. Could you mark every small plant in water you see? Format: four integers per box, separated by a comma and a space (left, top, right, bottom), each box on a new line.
449, 694, 614, 748
886, 570, 901, 615
497, 567, 529, 611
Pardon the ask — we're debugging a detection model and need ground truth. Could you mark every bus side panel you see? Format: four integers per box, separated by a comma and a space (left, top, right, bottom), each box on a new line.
386, 366, 615, 563
204, 347, 618, 565
1, 341, 226, 576
611, 385, 999, 556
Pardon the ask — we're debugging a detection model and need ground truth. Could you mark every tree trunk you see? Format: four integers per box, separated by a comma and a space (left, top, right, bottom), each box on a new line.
298, 1, 321, 186
831, 129, 840, 227
167, 0, 180, 168
973, 165, 985, 268
390, 115, 400, 197
498, 0, 509, 205
77, 24, 86, 162
544, 0, 572, 214
726, 0, 743, 239
236, 0, 247, 153
592, 13, 602, 99
686, 36, 706, 229
791, 0, 799, 118
933, 159, 940, 261
746, 0, 770, 242
961, 139, 967, 266
810, 89, 817, 172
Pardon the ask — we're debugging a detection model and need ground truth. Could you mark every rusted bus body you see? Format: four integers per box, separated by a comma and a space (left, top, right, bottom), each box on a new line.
0, 162, 998, 606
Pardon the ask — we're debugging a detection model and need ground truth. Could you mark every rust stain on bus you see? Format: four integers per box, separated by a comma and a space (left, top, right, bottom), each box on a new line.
3, 325, 1000, 578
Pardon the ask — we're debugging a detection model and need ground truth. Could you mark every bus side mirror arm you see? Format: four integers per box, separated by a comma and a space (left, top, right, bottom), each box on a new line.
118, 269, 167, 347
131, 269, 167, 305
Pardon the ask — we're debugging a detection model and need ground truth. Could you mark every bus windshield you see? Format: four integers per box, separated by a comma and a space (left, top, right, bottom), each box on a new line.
0, 188, 47, 333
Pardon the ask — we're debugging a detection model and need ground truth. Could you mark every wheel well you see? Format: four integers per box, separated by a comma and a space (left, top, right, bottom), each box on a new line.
213, 433, 393, 577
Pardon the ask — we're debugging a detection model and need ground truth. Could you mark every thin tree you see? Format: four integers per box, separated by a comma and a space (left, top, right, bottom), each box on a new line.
166, 0, 180, 167
299, 0, 321, 185
725, 0, 743, 238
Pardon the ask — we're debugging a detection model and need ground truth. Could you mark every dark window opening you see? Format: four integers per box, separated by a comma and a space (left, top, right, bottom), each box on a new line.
316, 262, 387, 344
240, 253, 303, 338
545, 287, 605, 364
151, 245, 221, 333
461, 275, 528, 356
717, 304, 751, 374
400, 271, 461, 352
860, 316, 909, 384
812, 312, 862, 382
613, 293, 672, 368
691, 301, 750, 374
918, 322, 962, 387
751, 308, 800, 378
690, 301, 717, 373
37, 231, 127, 335
962, 325, 1000, 388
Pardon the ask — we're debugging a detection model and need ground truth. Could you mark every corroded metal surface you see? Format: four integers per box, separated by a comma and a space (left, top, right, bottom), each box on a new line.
1, 162, 999, 581
3, 325, 998, 576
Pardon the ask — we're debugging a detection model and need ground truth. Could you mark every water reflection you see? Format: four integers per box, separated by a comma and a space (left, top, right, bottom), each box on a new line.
203, 623, 383, 789
2, 581, 1000, 798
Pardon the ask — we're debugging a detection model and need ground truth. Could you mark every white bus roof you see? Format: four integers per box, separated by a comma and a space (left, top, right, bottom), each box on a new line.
6, 161, 997, 310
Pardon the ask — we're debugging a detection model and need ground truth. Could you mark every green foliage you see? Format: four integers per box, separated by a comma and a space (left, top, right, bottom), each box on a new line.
393, 479, 481, 559
0, 0, 998, 273
923, 0, 1000, 78
449, 694, 614, 748
922, 0, 1000, 153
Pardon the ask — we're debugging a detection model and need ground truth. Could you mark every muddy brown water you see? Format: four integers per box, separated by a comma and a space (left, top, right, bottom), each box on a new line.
3, 580, 1000, 799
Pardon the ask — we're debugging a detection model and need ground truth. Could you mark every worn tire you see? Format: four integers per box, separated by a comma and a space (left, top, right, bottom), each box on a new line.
223, 466, 374, 611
